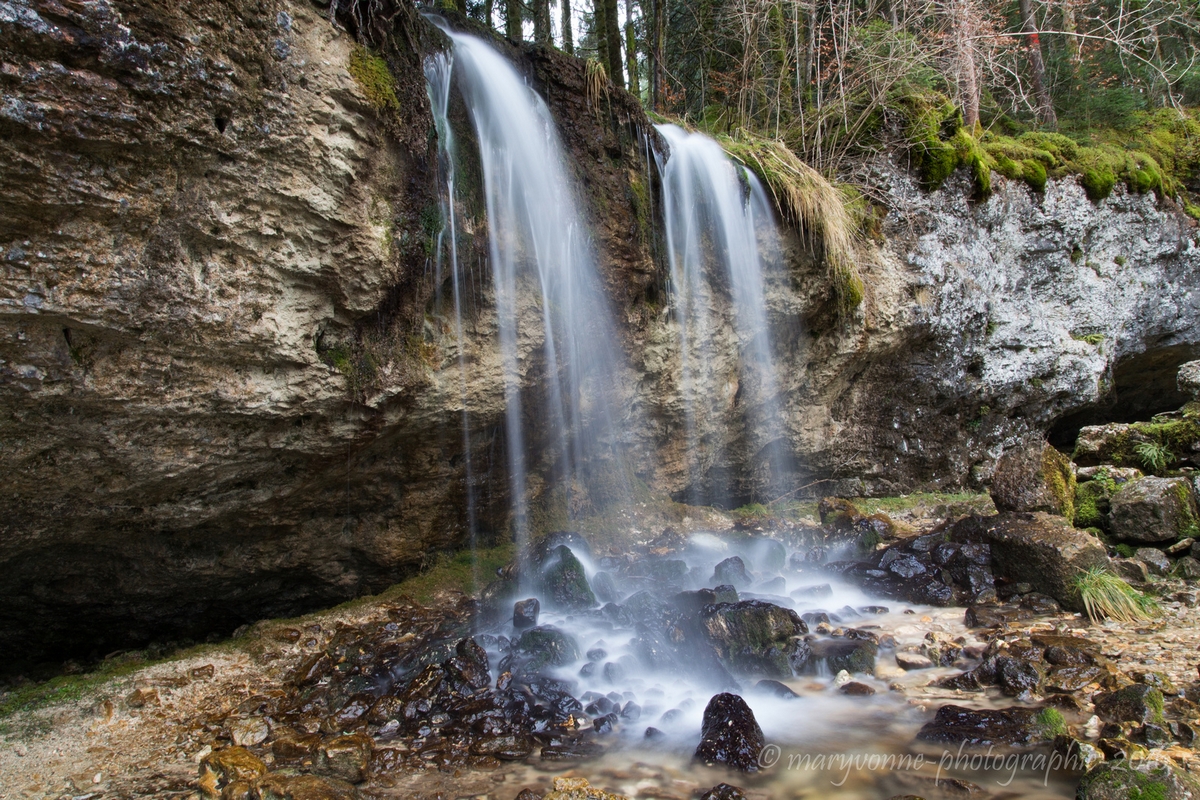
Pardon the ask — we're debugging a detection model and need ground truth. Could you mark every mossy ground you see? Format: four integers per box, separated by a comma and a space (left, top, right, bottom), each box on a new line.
896, 92, 1200, 211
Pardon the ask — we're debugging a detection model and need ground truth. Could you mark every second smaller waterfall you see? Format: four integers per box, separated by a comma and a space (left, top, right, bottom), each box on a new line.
655, 124, 793, 506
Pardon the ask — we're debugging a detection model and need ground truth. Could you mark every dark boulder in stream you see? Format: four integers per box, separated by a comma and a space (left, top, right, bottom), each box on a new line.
700, 600, 810, 677
916, 705, 1044, 746
694, 693, 766, 772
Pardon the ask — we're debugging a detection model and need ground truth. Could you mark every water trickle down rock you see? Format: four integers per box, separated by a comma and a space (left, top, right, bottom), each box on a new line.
539, 545, 597, 611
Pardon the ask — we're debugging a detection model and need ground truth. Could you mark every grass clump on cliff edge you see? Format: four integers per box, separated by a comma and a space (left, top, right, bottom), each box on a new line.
349, 44, 400, 113
1073, 566, 1160, 623
715, 130, 865, 317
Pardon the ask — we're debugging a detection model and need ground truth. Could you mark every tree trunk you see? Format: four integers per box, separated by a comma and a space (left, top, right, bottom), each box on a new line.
456, 0, 467, 15
625, 20, 640, 97
604, 0, 625, 88
561, 0, 574, 53
1061, 0, 1080, 62
594, 0, 609, 68
506, 0, 522, 41
485, 0, 494, 29
949, 0, 980, 129
533, 0, 551, 44
1019, 0, 1057, 126
649, 0, 664, 111
803, 0, 816, 93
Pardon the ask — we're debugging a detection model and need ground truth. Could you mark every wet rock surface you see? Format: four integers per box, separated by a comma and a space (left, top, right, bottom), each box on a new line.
916, 705, 1043, 746
1076, 759, 1200, 800
990, 441, 1076, 518
693, 693, 765, 772
947, 512, 1109, 611
1109, 477, 1200, 544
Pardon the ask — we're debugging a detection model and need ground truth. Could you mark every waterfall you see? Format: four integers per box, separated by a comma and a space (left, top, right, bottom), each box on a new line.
655, 123, 793, 506
425, 22, 632, 584
425, 52, 480, 591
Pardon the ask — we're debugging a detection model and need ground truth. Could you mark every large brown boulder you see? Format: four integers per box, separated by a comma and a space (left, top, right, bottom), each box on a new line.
1109, 477, 1200, 543
990, 441, 1076, 519
949, 513, 1109, 612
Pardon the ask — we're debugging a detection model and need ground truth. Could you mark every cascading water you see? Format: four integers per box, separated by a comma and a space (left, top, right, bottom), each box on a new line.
655, 124, 794, 506
424, 22, 633, 588
425, 51, 481, 590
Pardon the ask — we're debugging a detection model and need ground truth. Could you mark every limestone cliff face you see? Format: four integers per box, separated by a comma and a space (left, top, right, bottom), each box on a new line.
2, 0, 1198, 662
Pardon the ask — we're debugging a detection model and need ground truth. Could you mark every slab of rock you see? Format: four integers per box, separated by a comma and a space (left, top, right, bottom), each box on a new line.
1179, 360, 1200, 398
1110, 477, 1200, 543
916, 705, 1042, 746
949, 512, 1109, 612
1073, 423, 1151, 467
700, 600, 809, 677
694, 693, 765, 772
1112, 557, 1151, 584
1135, 547, 1171, 576
896, 652, 935, 671
1076, 759, 1200, 800
990, 441, 1076, 518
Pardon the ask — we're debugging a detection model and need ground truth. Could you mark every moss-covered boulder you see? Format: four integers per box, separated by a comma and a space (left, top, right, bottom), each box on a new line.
540, 545, 597, 610
1109, 477, 1200, 543
1074, 411, 1200, 474
949, 512, 1109, 612
1093, 684, 1165, 725
990, 441, 1076, 519
1076, 759, 1200, 800
700, 600, 810, 677
509, 625, 581, 674
1075, 473, 1117, 530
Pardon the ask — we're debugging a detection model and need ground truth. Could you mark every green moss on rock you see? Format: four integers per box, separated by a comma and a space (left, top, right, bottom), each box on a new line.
348, 45, 399, 113
1075, 479, 1113, 530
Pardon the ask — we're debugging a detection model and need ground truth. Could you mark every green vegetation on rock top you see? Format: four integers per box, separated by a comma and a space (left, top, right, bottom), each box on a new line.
899, 96, 1200, 211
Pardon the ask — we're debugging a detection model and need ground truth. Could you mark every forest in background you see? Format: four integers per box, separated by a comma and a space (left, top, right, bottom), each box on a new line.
433, 0, 1200, 214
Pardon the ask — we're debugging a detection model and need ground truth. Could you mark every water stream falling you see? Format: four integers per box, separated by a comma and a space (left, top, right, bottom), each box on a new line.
655, 124, 793, 506
425, 21, 633, 590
